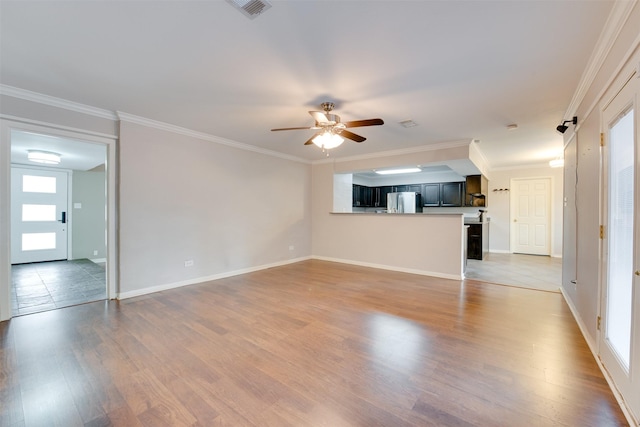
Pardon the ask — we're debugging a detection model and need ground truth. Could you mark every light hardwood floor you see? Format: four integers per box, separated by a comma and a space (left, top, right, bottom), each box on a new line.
0, 260, 627, 426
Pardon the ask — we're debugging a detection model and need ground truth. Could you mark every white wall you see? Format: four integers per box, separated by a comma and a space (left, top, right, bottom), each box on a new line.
486, 166, 564, 257
118, 120, 312, 296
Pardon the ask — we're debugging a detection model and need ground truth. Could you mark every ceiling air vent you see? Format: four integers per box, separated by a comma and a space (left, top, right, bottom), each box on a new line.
226, 0, 272, 19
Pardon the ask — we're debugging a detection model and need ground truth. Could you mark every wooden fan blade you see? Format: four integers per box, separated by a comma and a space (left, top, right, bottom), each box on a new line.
309, 111, 329, 123
304, 135, 317, 145
271, 127, 314, 131
340, 130, 366, 143
344, 118, 384, 128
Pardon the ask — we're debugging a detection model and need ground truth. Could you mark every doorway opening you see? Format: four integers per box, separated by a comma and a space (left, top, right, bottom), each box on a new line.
10, 130, 108, 316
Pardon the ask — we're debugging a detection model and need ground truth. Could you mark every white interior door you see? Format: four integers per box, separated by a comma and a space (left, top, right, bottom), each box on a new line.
11, 167, 69, 264
511, 178, 551, 255
599, 73, 640, 423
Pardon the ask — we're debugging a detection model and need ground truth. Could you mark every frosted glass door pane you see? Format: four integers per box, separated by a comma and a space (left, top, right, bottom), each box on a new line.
606, 107, 634, 369
22, 175, 56, 193
22, 204, 56, 221
22, 232, 56, 251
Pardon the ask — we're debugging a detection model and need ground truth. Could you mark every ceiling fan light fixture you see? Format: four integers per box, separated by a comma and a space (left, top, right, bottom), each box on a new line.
312, 132, 344, 149
27, 150, 61, 165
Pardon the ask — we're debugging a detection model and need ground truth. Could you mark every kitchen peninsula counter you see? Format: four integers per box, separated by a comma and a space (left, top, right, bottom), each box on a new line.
318, 212, 466, 280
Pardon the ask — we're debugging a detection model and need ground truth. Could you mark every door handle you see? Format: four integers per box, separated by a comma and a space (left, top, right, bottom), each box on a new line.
635, 271, 640, 276
58, 211, 66, 224
513, 219, 517, 222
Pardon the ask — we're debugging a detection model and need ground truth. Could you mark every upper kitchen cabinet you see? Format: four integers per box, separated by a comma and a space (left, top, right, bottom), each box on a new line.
465, 175, 488, 207
422, 182, 464, 207
394, 184, 422, 193
352, 184, 373, 207
422, 183, 441, 206
441, 182, 464, 206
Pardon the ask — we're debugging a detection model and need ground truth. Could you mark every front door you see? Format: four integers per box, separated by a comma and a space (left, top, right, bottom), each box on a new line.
599, 72, 640, 423
11, 167, 69, 264
511, 177, 551, 255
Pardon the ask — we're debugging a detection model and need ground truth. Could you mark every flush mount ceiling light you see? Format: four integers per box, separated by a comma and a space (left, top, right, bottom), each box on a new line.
312, 132, 344, 150
549, 158, 564, 168
556, 116, 578, 134
375, 167, 422, 175
27, 150, 61, 165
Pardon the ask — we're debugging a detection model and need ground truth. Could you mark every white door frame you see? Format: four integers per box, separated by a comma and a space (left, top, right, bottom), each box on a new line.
0, 118, 118, 321
509, 176, 553, 255
597, 70, 640, 424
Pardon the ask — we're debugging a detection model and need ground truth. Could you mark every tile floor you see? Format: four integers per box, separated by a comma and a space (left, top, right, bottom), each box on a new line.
11, 259, 106, 316
465, 252, 562, 292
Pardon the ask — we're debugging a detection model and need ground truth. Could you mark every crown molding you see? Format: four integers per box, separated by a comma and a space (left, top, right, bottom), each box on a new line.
116, 112, 310, 164
0, 84, 118, 120
312, 139, 473, 165
490, 161, 558, 172
563, 0, 638, 120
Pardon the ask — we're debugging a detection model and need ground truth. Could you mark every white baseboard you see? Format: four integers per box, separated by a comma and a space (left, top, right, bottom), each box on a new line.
311, 255, 463, 281
488, 249, 563, 258
560, 287, 638, 427
117, 256, 311, 300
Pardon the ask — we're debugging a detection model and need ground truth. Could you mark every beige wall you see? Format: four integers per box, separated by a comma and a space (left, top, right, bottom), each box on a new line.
118, 120, 312, 296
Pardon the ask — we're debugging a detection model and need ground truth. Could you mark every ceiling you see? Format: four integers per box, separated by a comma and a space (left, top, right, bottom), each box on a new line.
0, 1, 614, 169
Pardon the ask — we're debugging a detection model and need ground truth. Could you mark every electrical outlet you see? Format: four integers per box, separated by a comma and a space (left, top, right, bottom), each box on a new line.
184, 260, 194, 267
93, 250, 98, 256
289, 245, 294, 251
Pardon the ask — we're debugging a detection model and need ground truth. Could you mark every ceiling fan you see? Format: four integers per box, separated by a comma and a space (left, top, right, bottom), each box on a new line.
271, 102, 384, 149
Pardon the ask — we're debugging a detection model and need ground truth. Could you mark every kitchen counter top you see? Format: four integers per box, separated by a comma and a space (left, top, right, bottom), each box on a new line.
331, 212, 464, 216
464, 219, 488, 225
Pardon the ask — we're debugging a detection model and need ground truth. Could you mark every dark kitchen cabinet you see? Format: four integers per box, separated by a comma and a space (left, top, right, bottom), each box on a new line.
422, 184, 441, 206
371, 186, 392, 208
422, 182, 464, 207
440, 182, 464, 207
467, 222, 489, 260
393, 184, 422, 193
467, 224, 483, 259
352, 184, 373, 207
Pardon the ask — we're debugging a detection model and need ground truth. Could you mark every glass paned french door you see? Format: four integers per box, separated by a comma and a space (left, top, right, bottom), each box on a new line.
599, 73, 640, 423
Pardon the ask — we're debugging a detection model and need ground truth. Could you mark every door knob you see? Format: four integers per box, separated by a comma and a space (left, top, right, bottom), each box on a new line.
513, 219, 517, 222
635, 271, 640, 276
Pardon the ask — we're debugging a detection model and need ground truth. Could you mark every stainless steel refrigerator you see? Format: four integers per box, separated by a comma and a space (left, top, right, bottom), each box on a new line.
387, 192, 423, 213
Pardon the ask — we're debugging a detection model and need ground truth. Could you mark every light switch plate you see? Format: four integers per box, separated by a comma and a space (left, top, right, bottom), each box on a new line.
74, 202, 82, 209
